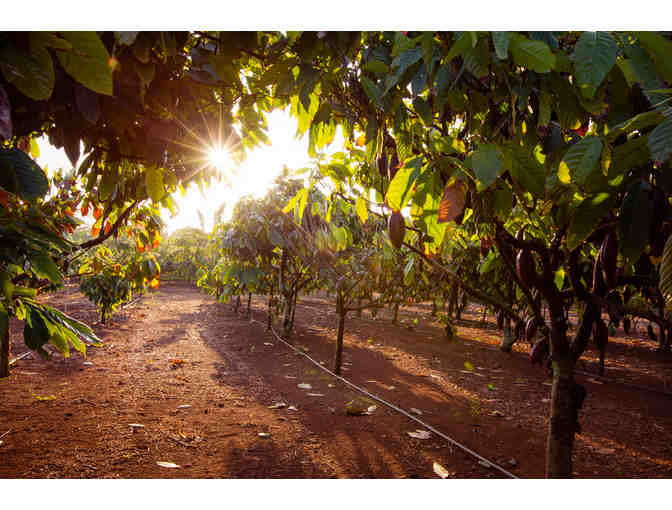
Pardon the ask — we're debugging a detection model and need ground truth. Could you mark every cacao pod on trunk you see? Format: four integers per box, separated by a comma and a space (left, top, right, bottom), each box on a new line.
593, 319, 608, 350
599, 232, 618, 289
377, 150, 387, 178
389, 152, 400, 181
388, 211, 405, 249
516, 249, 536, 288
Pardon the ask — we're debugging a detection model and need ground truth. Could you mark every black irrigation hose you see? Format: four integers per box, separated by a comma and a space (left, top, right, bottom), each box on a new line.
245, 313, 519, 479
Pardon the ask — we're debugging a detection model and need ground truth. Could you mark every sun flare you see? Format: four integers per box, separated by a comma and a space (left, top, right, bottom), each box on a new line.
208, 147, 232, 170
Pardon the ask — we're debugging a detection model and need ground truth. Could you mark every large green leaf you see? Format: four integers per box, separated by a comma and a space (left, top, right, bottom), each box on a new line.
635, 32, 672, 83
648, 113, 672, 163
360, 76, 383, 109
559, 136, 603, 186
491, 32, 509, 60
446, 32, 477, 63
55, 32, 113, 96
386, 157, 423, 211
502, 144, 546, 198
471, 144, 503, 190
567, 193, 614, 251
574, 32, 618, 99
145, 166, 165, 203
30, 254, 63, 285
23, 308, 51, 352
0, 42, 54, 100
0, 148, 49, 201
508, 33, 555, 73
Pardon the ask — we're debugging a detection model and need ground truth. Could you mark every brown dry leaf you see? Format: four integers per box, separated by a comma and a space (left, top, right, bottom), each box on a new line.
437, 180, 466, 224
407, 430, 431, 440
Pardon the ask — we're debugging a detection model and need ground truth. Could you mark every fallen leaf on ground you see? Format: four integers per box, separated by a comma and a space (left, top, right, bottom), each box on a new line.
433, 462, 452, 479
263, 342, 274, 346
478, 460, 493, 468
83, 361, 94, 366
258, 432, 271, 438
491, 410, 504, 417
156, 461, 180, 468
464, 361, 475, 371
307, 393, 325, 397
407, 430, 431, 440
594, 447, 616, 454
288, 405, 298, 411
410, 408, 423, 415
32, 394, 57, 401
297, 383, 312, 390
268, 402, 287, 409
177, 405, 192, 409
128, 423, 145, 429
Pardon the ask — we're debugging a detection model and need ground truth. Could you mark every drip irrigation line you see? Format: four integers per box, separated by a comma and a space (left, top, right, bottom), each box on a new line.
247, 315, 519, 479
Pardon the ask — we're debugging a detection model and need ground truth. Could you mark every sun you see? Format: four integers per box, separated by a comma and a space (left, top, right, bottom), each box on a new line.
208, 146, 232, 170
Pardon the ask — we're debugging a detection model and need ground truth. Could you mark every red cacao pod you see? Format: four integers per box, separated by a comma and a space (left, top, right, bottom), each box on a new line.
516, 249, 536, 287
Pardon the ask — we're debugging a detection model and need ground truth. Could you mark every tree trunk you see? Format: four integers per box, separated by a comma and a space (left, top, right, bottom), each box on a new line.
291, 290, 298, 328
267, 293, 273, 331
546, 353, 579, 478
500, 318, 514, 352
431, 301, 437, 317
481, 305, 487, 322
333, 294, 346, 375
0, 323, 10, 379
247, 293, 252, 319
392, 302, 399, 325
356, 298, 362, 318
234, 295, 241, 313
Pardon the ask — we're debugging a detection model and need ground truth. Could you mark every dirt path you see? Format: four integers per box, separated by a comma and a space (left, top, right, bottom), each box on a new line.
1, 283, 671, 478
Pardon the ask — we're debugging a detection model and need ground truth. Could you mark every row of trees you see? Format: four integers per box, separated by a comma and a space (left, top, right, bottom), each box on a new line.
1, 30, 671, 477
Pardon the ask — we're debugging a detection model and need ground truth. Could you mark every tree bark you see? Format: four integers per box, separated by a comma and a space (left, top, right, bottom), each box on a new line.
247, 293, 252, 319
546, 353, 579, 478
392, 302, 399, 325
0, 325, 10, 378
333, 294, 346, 375
267, 293, 273, 331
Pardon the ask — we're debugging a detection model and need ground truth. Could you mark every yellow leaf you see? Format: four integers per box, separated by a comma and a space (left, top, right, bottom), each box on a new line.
558, 161, 571, 184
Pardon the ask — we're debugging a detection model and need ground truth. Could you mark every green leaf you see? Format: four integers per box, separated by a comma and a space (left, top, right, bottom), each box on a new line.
491, 32, 509, 60
471, 144, 503, 190
554, 268, 566, 290
55, 32, 113, 96
0, 42, 54, 100
30, 254, 63, 285
574, 32, 618, 99
386, 157, 423, 211
560, 136, 603, 186
355, 196, 368, 225
648, 114, 672, 163
412, 96, 432, 125
567, 193, 613, 251
508, 33, 555, 73
360, 76, 383, 109
145, 166, 165, 203
635, 32, 672, 83
362, 60, 389, 75
23, 309, 51, 352
503, 144, 546, 198
0, 148, 49, 201
446, 32, 477, 63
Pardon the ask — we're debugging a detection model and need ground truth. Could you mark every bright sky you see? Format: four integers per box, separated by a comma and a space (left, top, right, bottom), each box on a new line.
37, 108, 343, 234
